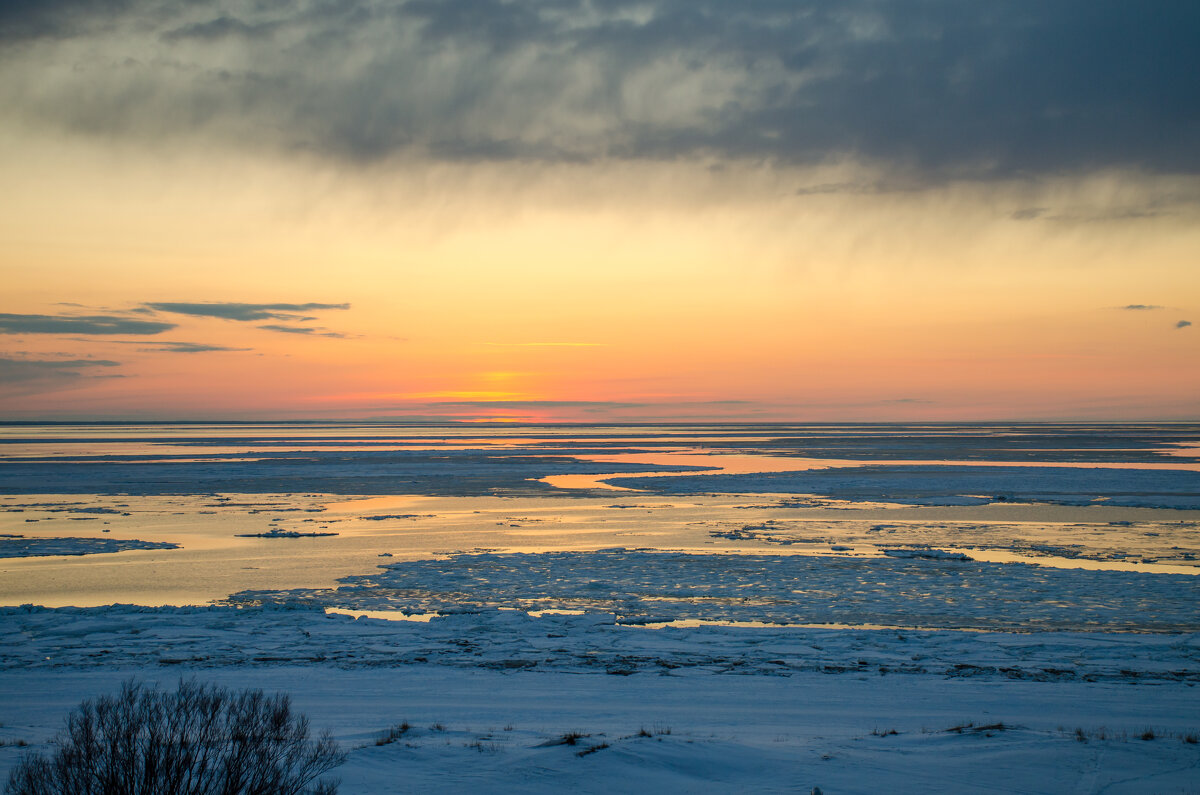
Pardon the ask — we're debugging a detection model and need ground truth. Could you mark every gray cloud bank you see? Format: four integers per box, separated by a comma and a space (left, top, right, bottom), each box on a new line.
2, 1, 1197, 180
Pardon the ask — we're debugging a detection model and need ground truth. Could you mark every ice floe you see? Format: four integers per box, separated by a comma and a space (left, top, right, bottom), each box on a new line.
223, 550, 1200, 633
0, 536, 178, 558
608, 465, 1200, 509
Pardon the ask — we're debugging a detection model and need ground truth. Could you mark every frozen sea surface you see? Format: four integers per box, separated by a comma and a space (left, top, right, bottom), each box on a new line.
2, 422, 1199, 792
5, 603, 1198, 682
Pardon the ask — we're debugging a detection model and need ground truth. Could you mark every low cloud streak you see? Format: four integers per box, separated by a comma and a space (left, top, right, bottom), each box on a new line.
141, 342, 253, 353
145, 302, 350, 322
0, 357, 120, 386
0, 313, 174, 335
257, 324, 346, 338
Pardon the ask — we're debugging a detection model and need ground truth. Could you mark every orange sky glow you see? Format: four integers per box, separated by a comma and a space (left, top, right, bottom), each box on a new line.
2, 3, 1197, 422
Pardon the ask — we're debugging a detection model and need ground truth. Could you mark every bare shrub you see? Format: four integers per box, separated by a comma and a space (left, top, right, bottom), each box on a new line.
575, 743, 609, 758
6, 679, 345, 795
375, 723, 410, 747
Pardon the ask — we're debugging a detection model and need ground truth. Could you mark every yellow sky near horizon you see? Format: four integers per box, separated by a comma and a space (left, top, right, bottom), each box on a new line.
2, 131, 1198, 421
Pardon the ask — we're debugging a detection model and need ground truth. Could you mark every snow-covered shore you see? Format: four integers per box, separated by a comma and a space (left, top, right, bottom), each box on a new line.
3, 603, 1199, 792
2, 655, 1198, 794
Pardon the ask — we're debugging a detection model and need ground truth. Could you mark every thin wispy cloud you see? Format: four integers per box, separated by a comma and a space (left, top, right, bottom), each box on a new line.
366, 399, 755, 411
795, 182, 894, 197
257, 324, 346, 338
142, 342, 253, 353
482, 342, 606, 348
0, 357, 120, 384
1043, 208, 1170, 224
1122, 305, 1164, 311
0, 313, 174, 335
67, 339, 252, 353
145, 302, 350, 322
417, 400, 654, 410
1015, 204, 1182, 223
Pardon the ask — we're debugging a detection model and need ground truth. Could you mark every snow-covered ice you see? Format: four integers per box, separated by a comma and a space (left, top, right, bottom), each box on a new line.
227, 550, 1200, 632
0, 536, 178, 558
608, 464, 1200, 509
3, 603, 1197, 683
2, 423, 1199, 792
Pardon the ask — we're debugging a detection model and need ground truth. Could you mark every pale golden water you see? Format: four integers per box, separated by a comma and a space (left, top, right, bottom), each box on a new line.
541, 450, 1200, 491
2, 422, 1198, 607
4, 490, 1198, 607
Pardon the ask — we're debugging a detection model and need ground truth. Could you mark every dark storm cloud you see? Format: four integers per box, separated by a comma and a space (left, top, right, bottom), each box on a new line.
1177, 320, 1193, 329
0, 0, 133, 42
1, 1, 1197, 180
0, 313, 174, 335
161, 15, 279, 42
144, 302, 350, 322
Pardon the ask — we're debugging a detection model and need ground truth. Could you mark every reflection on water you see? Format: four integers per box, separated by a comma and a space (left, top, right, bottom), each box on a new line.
1, 422, 1198, 612
540, 452, 861, 491
935, 546, 1197, 575
542, 450, 1200, 493
632, 619, 989, 632
325, 608, 439, 622
320, 609, 988, 633
324, 495, 425, 513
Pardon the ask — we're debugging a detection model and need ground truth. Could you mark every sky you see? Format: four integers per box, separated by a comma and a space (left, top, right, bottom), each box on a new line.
1, 0, 1198, 422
